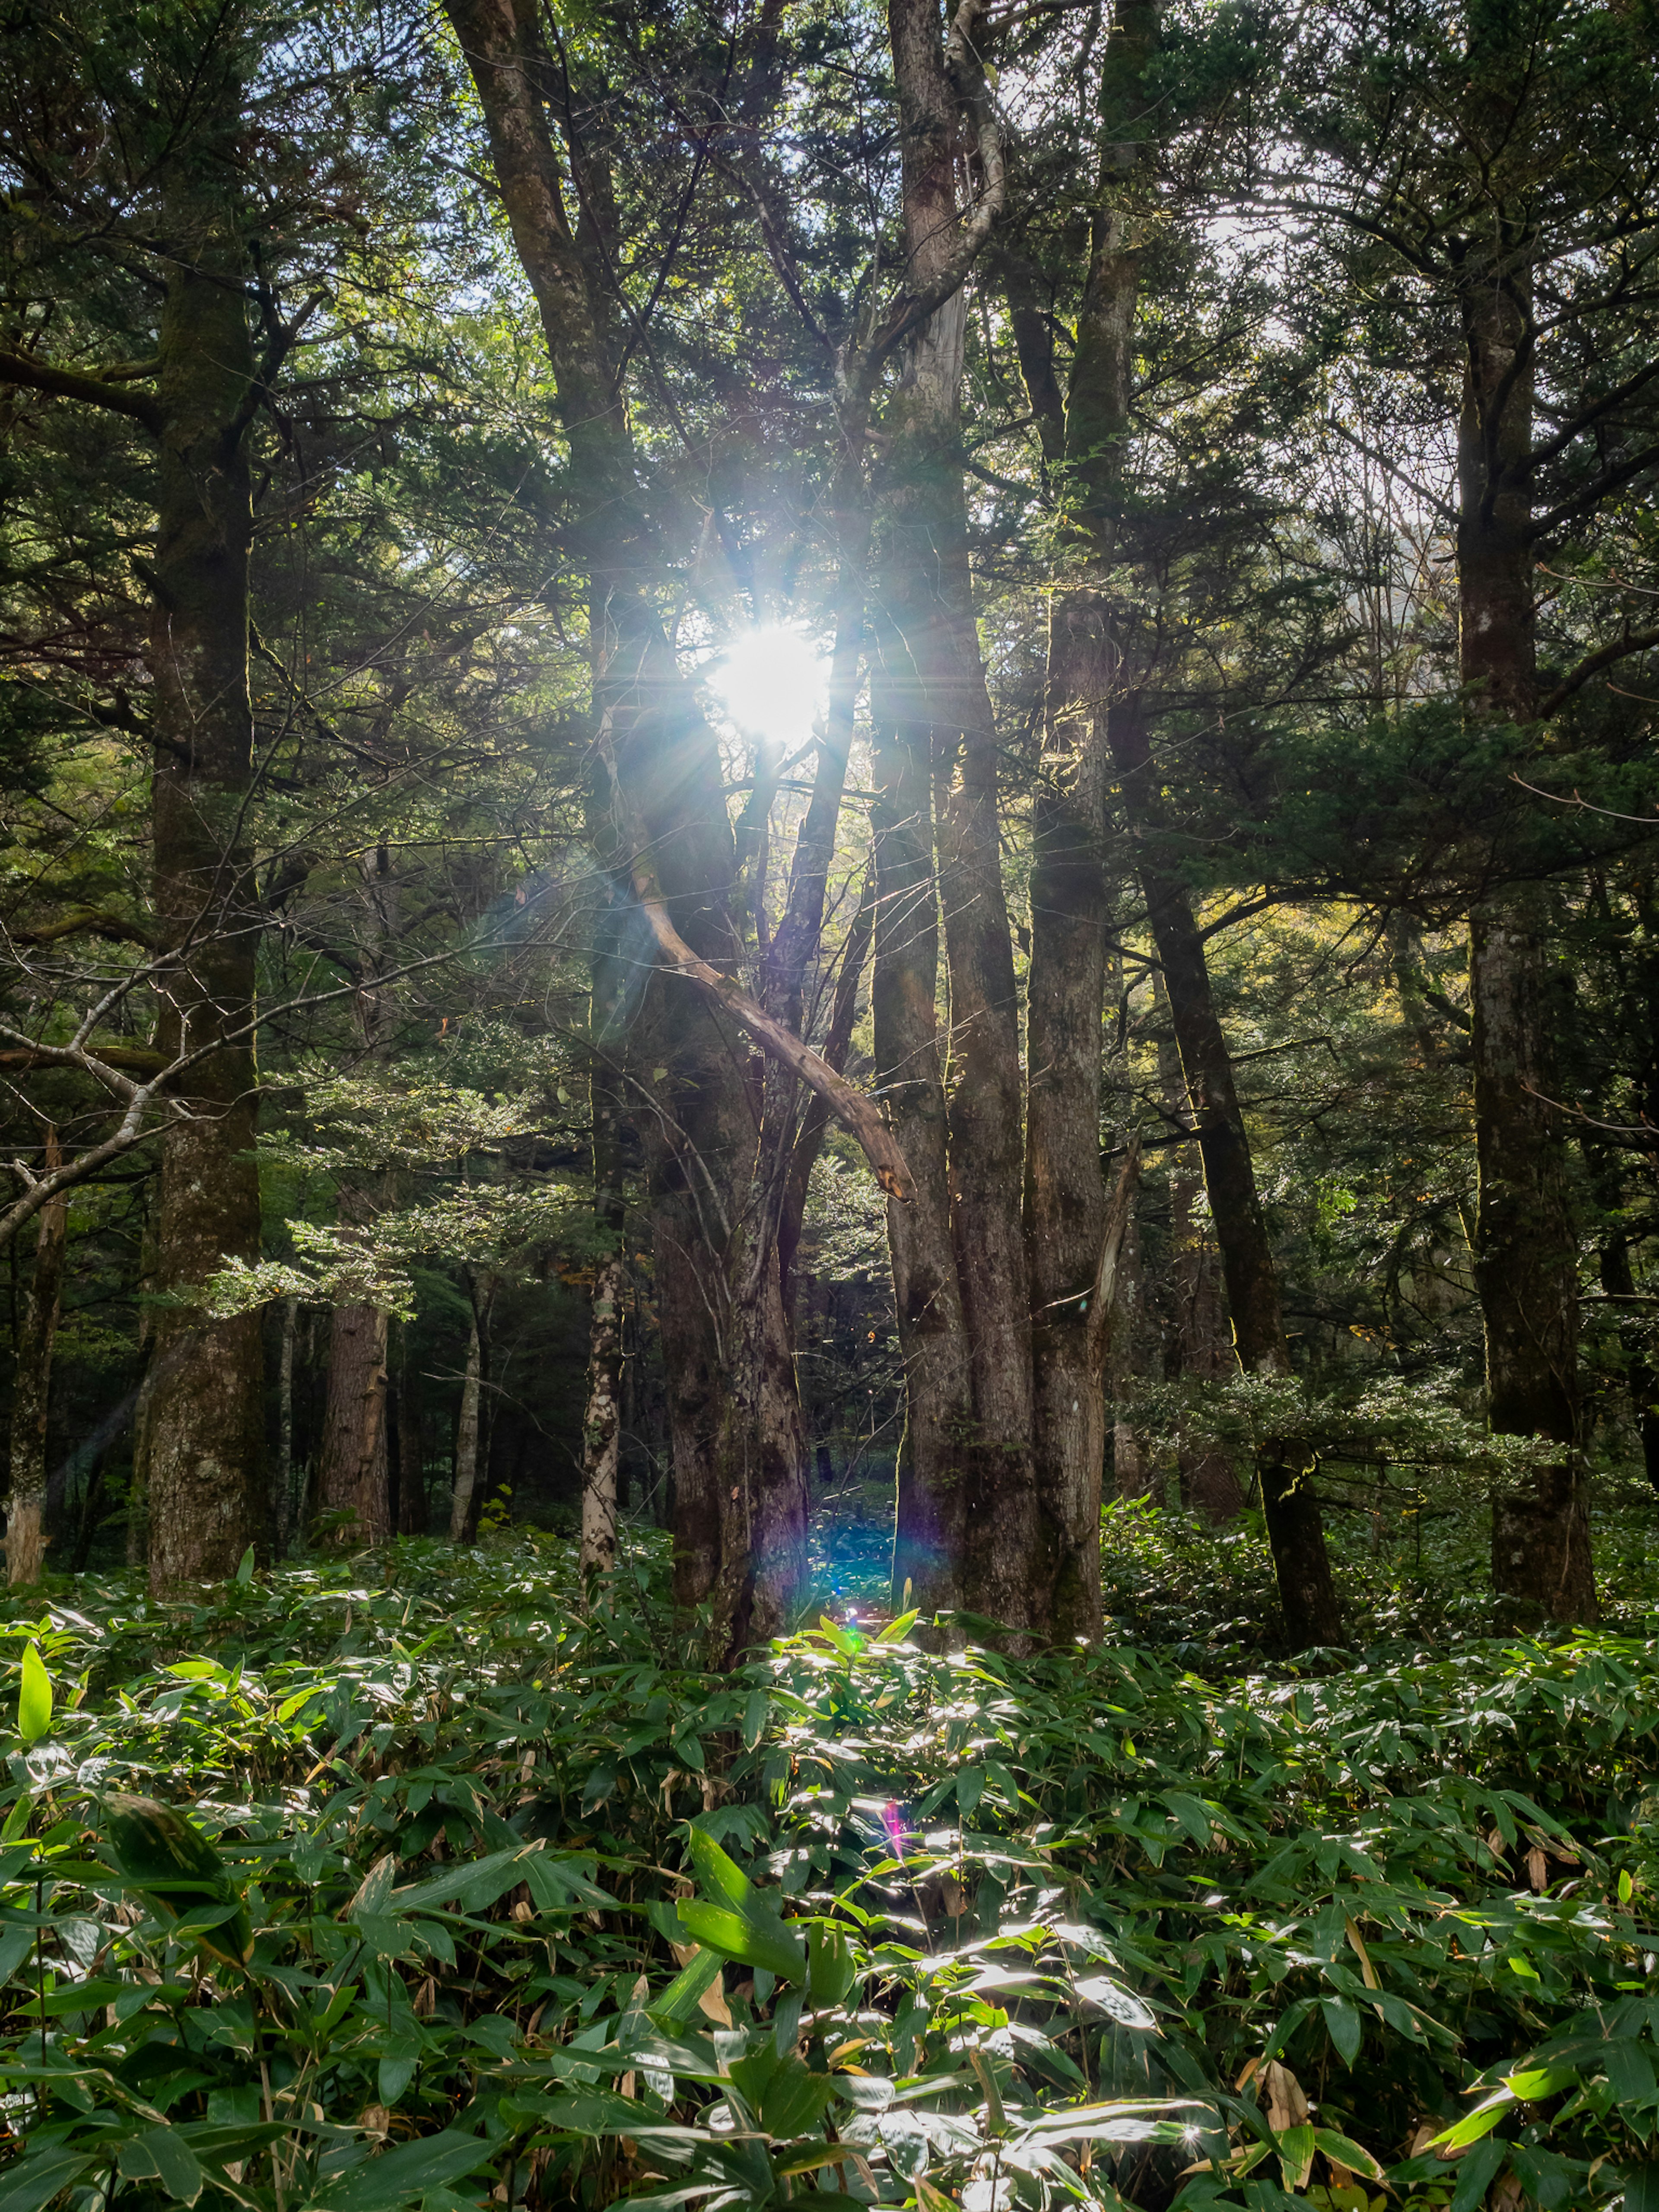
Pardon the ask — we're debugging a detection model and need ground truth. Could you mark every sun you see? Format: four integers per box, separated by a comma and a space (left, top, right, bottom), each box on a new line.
706, 626, 827, 744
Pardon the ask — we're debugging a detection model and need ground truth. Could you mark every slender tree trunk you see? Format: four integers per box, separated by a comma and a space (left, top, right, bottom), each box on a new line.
1018, 0, 1159, 1633
317, 848, 400, 1548
1112, 725, 1341, 1643
275, 1298, 297, 1556
1108, 1196, 1152, 1502
1159, 1013, 1243, 1520
7, 1135, 66, 1585
1456, 232, 1593, 1622
448, 1273, 494, 1544
1025, 592, 1113, 1631
581, 1249, 625, 1580
140, 124, 264, 1590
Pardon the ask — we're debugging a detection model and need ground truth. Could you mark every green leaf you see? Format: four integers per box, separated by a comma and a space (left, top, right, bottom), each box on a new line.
652, 1944, 725, 2026
1448, 2138, 1505, 2212
1312, 2129, 1383, 2180
103, 1793, 252, 1965
1430, 2091, 1513, 2152
323, 2129, 496, 2212
1622, 2166, 1659, 2212
17, 1644, 51, 1747
235, 1546, 255, 1586
1322, 1995, 1363, 2067
118, 2126, 205, 2205
676, 1898, 804, 1984
1276, 2123, 1316, 2190
0, 2148, 94, 2212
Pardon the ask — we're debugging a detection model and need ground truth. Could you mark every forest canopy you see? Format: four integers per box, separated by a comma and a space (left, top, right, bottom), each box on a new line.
4, 0, 1659, 2206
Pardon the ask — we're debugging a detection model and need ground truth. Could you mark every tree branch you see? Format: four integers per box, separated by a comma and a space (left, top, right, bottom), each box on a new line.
0, 347, 163, 433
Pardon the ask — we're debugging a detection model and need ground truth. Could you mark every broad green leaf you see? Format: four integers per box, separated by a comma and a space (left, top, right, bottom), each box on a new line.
1276, 2123, 1316, 2190
1322, 1995, 1363, 2067
0, 2148, 94, 2212
1312, 2128, 1382, 2180
17, 1644, 51, 1746
118, 2126, 205, 2205
323, 2128, 495, 2211
676, 1898, 804, 1983
1429, 2092, 1512, 2151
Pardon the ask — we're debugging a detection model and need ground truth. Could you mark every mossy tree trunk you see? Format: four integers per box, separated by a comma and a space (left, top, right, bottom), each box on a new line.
139, 102, 265, 1590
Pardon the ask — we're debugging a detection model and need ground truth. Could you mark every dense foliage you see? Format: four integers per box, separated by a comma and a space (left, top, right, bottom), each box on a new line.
4, 1540, 1659, 2212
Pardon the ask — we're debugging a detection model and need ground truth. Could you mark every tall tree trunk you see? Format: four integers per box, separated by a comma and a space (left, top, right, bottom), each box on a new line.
1160, 1011, 1243, 1521
7, 1133, 66, 1586
1019, 0, 1156, 1634
318, 1301, 391, 1547
876, 0, 1036, 1637
448, 1272, 495, 1544
1045, 0, 1335, 1645
1122, 784, 1341, 1645
445, 0, 822, 1652
581, 1249, 625, 1581
871, 720, 973, 1621
1457, 231, 1593, 1623
317, 847, 401, 1547
275, 1297, 297, 1556
140, 120, 265, 1590
1108, 1195, 1152, 1502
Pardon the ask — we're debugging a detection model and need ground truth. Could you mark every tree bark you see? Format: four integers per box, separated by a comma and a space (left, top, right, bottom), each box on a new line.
448, 1272, 495, 1544
316, 847, 401, 1551
870, 719, 974, 1621
7, 1134, 66, 1586
1456, 218, 1594, 1623
445, 0, 835, 1652
318, 1301, 391, 1547
1601, 1234, 1659, 1494
275, 1297, 297, 1556
874, 0, 1037, 1637
140, 118, 265, 1590
1019, 0, 1157, 1634
1159, 1011, 1243, 1520
581, 1249, 625, 1581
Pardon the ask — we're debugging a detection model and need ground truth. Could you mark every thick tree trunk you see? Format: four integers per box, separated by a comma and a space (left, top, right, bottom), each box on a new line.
141, 137, 265, 1590
7, 1137, 66, 1586
870, 721, 974, 1620
1019, 0, 1157, 1634
874, 0, 1036, 1637
446, 0, 817, 1651
1025, 594, 1112, 1634
1602, 1234, 1659, 1494
318, 1303, 391, 1547
1458, 242, 1594, 1623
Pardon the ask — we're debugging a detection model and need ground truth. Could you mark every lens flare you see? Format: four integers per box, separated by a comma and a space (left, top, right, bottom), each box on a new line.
707, 626, 826, 742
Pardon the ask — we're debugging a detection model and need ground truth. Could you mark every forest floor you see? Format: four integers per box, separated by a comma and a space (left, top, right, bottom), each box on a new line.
4, 1504, 1659, 2212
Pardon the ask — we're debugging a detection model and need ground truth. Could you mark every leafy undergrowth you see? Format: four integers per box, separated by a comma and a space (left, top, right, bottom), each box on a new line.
1, 1539, 1659, 2212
